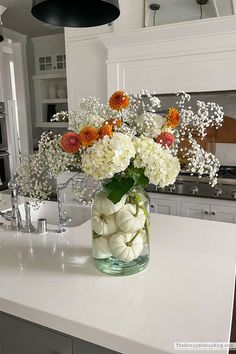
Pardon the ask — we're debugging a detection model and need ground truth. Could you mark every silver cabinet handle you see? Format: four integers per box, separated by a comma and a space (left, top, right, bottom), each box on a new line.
211, 212, 216, 216
203, 211, 209, 215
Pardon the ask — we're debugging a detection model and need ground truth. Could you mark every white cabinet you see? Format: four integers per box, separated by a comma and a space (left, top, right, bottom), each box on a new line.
65, 27, 112, 108
33, 73, 68, 128
181, 201, 236, 223
181, 201, 211, 220
37, 53, 66, 74
65, 37, 107, 108
149, 192, 236, 224
150, 197, 180, 216
210, 205, 236, 223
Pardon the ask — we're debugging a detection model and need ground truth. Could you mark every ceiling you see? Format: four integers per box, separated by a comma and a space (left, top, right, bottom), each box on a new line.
0, 0, 63, 38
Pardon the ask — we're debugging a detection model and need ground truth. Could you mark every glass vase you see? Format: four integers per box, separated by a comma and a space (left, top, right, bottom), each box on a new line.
91, 186, 150, 276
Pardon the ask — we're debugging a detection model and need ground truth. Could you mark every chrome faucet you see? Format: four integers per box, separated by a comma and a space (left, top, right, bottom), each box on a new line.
56, 189, 72, 233
22, 202, 35, 233
0, 176, 23, 230
55, 172, 94, 233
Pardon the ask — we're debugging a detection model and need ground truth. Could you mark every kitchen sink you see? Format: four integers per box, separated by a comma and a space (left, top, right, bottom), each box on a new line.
19, 201, 91, 228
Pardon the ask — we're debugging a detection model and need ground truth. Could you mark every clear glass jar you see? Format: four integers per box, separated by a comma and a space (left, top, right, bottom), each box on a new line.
91, 185, 150, 276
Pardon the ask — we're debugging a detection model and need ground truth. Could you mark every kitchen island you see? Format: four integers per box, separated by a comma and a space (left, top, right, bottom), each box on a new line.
0, 212, 235, 354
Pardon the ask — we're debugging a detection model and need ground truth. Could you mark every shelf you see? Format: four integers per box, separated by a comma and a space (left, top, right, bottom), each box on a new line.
36, 122, 69, 129
33, 73, 66, 80
42, 98, 68, 104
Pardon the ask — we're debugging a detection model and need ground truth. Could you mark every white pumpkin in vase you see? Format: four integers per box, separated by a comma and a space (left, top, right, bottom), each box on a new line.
116, 203, 145, 233
93, 236, 112, 259
109, 231, 144, 262
93, 191, 126, 216
92, 208, 118, 236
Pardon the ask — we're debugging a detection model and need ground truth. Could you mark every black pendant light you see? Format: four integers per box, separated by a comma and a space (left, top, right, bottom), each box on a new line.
0, 6, 6, 43
31, 0, 120, 27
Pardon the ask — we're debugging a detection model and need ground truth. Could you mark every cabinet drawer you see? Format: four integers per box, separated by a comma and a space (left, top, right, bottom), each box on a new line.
0, 312, 72, 354
181, 202, 210, 220
150, 198, 180, 216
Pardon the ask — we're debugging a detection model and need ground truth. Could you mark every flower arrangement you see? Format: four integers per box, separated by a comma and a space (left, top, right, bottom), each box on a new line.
16, 90, 224, 275
16, 90, 223, 205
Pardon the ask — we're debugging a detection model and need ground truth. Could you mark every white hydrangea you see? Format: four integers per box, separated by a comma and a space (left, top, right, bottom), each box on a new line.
134, 136, 180, 187
134, 113, 166, 138
81, 133, 135, 180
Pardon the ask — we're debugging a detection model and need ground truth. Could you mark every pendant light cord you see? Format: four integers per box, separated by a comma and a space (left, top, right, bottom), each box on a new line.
200, 4, 203, 19
153, 10, 157, 26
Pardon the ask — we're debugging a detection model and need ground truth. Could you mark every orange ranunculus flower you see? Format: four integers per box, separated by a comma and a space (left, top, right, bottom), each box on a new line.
107, 117, 122, 129
166, 108, 181, 128
78, 126, 99, 148
60, 132, 81, 154
109, 91, 129, 111
99, 124, 113, 139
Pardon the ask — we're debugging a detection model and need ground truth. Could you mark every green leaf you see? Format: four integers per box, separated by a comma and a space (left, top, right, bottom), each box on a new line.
126, 167, 149, 188
104, 178, 134, 204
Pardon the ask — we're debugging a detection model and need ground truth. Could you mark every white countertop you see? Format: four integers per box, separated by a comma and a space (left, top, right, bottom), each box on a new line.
0, 212, 235, 354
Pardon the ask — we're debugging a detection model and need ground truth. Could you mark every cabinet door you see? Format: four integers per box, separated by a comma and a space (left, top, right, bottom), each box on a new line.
66, 38, 107, 109
150, 198, 179, 216
73, 338, 120, 354
210, 204, 236, 223
0, 312, 72, 354
181, 201, 210, 220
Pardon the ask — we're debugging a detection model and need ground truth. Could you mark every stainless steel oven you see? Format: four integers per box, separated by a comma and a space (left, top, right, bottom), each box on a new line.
0, 102, 10, 190
0, 152, 10, 190
0, 102, 8, 151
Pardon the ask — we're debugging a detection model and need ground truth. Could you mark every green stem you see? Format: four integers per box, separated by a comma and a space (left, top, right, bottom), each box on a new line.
135, 192, 150, 243
134, 198, 140, 217
126, 229, 141, 247
93, 232, 102, 239
128, 195, 139, 217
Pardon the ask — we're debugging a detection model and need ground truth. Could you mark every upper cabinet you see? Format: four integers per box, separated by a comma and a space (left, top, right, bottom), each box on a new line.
32, 34, 68, 128
32, 34, 66, 76
37, 53, 66, 74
